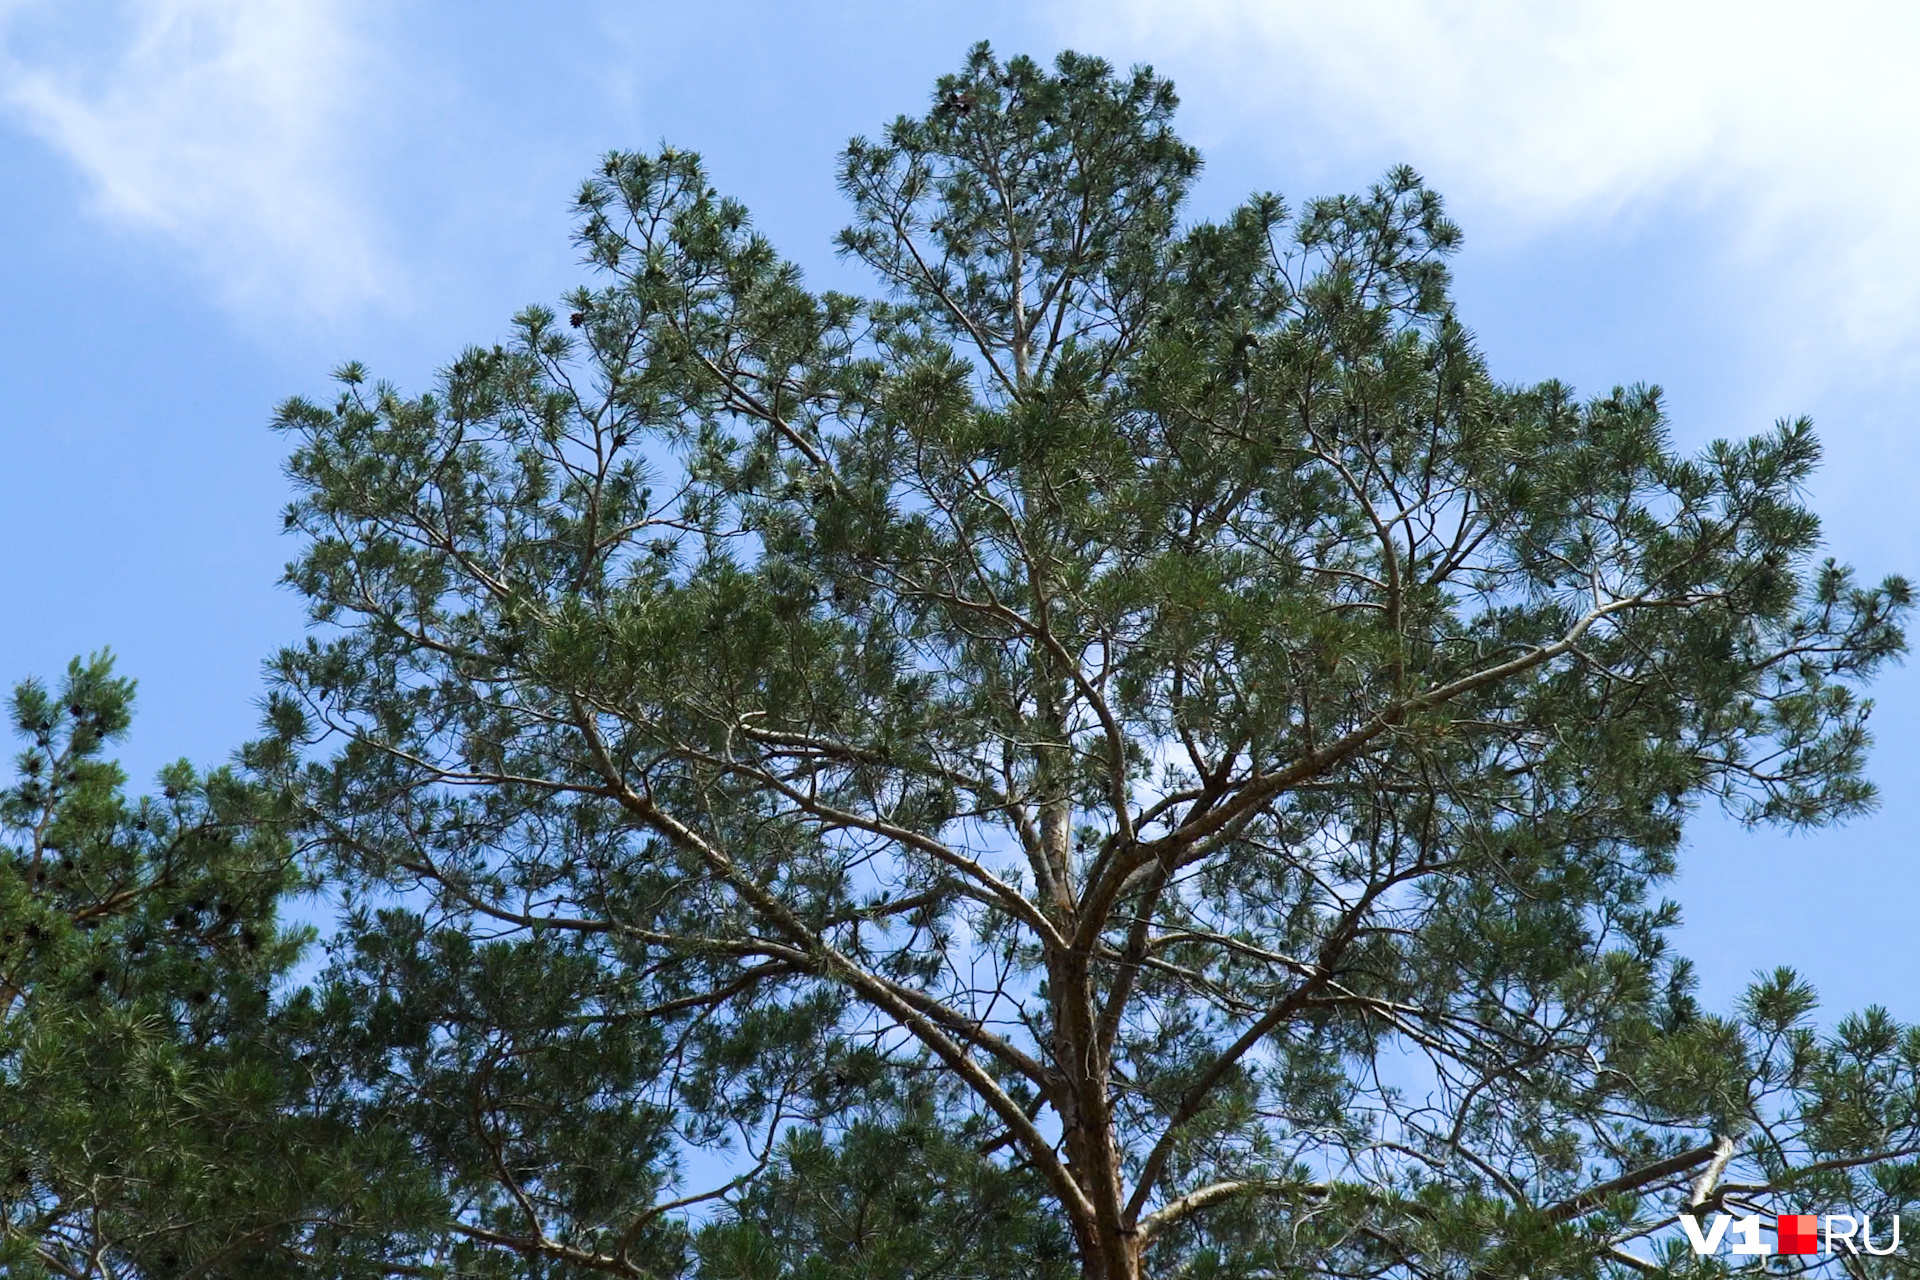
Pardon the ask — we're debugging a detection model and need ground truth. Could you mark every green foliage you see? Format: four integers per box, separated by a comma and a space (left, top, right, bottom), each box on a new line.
0, 655, 313, 1277
262, 42, 1920, 1280
695, 1084, 1077, 1280
279, 905, 702, 1277
79, 39, 1915, 1280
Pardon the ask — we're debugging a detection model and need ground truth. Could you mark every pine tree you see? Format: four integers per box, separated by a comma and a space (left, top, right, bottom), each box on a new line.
263, 45, 1920, 1279
0, 655, 319, 1278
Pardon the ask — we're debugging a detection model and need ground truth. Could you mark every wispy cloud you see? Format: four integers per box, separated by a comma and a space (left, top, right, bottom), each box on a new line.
1054, 0, 1920, 363
0, 0, 388, 314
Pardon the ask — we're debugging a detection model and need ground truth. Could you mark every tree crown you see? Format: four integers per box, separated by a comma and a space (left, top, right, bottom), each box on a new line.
260, 44, 1917, 1280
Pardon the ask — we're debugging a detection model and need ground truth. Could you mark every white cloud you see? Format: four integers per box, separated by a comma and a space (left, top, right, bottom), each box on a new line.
0, 0, 387, 313
1054, 0, 1920, 362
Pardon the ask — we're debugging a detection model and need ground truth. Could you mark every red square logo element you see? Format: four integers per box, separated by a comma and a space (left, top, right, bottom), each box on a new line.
1778, 1214, 1818, 1255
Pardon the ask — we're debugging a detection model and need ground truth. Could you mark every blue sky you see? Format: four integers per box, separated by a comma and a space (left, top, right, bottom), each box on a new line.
1, 0, 1914, 1017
